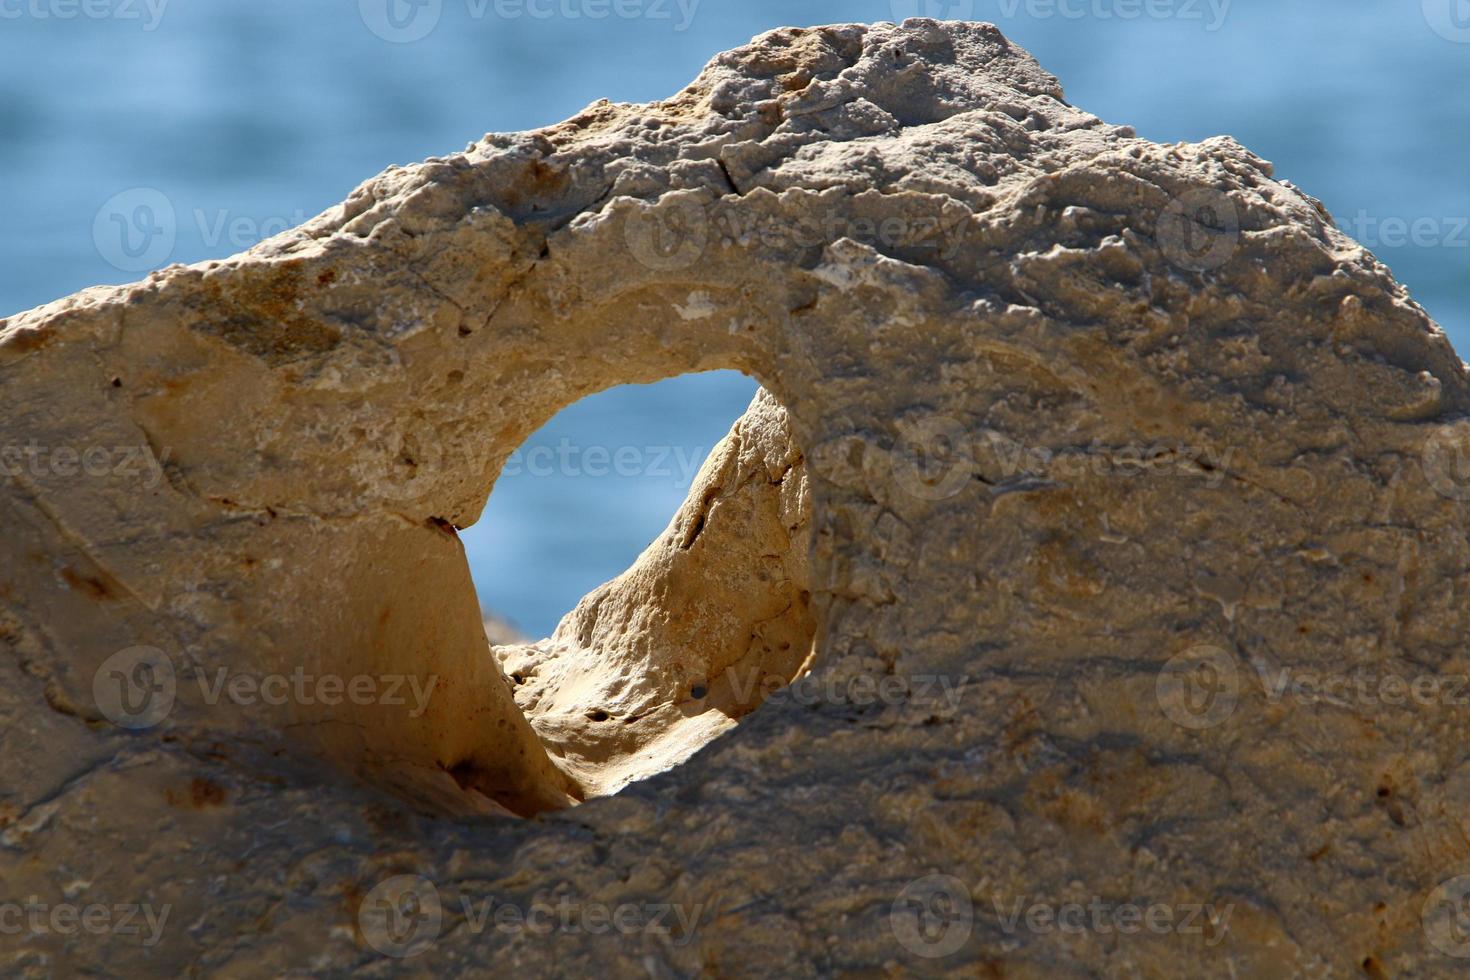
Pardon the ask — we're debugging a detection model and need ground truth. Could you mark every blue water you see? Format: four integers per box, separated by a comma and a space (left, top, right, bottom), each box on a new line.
2, 2, 1464, 635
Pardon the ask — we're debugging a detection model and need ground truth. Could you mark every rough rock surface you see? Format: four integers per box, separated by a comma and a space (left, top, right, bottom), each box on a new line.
3, 18, 1470, 977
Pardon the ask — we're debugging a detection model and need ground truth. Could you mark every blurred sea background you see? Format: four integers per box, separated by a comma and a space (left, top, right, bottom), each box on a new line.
2, 1, 1464, 636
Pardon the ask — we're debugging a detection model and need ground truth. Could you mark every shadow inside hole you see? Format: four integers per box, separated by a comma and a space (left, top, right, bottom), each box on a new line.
465, 372, 819, 805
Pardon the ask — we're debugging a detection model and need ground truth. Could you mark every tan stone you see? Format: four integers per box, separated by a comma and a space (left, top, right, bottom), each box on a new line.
2, 18, 1468, 977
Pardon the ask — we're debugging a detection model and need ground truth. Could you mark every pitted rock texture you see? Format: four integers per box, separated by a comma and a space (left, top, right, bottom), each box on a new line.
3, 18, 1470, 977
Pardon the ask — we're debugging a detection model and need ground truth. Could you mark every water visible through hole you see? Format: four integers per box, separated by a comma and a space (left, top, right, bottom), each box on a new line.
470, 376, 817, 803
463, 370, 759, 640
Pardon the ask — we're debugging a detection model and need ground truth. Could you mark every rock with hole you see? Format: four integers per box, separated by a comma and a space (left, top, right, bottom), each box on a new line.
1, 18, 1467, 977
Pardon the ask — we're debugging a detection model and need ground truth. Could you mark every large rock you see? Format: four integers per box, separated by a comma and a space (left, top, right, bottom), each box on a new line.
3, 18, 1469, 977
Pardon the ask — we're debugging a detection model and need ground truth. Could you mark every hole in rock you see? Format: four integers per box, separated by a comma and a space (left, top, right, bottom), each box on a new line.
460, 371, 819, 806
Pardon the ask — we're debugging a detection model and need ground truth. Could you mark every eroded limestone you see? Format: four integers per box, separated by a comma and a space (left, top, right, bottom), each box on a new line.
2, 18, 1468, 977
